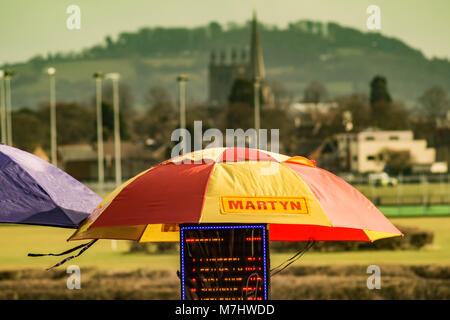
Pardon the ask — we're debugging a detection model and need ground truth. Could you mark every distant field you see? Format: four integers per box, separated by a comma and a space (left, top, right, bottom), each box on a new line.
1, 264, 448, 299
1, 217, 449, 300
0, 217, 449, 271
355, 182, 450, 217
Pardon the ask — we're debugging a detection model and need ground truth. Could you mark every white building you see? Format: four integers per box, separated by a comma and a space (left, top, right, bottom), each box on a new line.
289, 102, 338, 128
334, 129, 436, 173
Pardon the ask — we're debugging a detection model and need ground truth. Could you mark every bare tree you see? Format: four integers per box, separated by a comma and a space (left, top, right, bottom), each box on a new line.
418, 86, 449, 119
303, 81, 328, 104
379, 148, 412, 174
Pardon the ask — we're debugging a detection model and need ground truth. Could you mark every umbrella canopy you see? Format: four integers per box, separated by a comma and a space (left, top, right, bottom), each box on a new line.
69, 147, 402, 242
0, 144, 102, 228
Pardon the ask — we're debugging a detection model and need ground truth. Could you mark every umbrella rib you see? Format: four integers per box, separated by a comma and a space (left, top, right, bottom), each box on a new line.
138, 224, 151, 242
197, 162, 218, 224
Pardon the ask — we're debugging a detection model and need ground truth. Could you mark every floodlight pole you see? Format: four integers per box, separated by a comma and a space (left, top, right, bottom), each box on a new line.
106, 72, 122, 253
47, 67, 57, 166
4, 71, 14, 146
0, 70, 6, 144
106, 73, 122, 187
254, 77, 261, 145
94, 72, 105, 195
177, 75, 188, 153
343, 111, 353, 171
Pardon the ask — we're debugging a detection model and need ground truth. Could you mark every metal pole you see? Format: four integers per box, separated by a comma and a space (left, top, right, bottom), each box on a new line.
180, 80, 186, 153
346, 135, 350, 171
343, 111, 353, 172
448, 173, 450, 214
254, 77, 261, 145
112, 77, 121, 187
0, 71, 5, 144
421, 173, 427, 214
398, 173, 403, 216
48, 69, 57, 166
110, 76, 121, 254
94, 74, 104, 195
177, 75, 188, 153
179, 80, 186, 130
5, 76, 12, 146
370, 179, 377, 204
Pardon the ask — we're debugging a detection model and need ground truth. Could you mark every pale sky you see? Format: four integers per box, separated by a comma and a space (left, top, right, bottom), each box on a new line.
1, 0, 449, 64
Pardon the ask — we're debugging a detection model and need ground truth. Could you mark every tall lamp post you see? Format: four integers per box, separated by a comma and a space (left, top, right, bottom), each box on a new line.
106, 73, 121, 251
93, 72, 105, 195
47, 67, 57, 166
105, 73, 122, 187
342, 111, 353, 172
254, 77, 261, 145
177, 75, 188, 153
4, 70, 15, 146
0, 70, 6, 144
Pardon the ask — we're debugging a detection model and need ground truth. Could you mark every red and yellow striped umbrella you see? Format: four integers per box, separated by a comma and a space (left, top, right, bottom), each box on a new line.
69, 147, 402, 243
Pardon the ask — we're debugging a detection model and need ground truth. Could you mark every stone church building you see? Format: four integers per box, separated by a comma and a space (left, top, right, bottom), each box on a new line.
208, 13, 272, 106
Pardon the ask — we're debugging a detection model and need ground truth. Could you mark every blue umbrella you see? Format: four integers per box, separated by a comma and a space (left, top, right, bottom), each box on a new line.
0, 144, 101, 228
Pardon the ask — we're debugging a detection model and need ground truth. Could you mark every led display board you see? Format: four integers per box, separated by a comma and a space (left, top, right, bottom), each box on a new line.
180, 224, 269, 300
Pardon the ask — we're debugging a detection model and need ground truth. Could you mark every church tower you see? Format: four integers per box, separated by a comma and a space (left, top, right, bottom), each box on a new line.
249, 11, 265, 82
208, 12, 270, 106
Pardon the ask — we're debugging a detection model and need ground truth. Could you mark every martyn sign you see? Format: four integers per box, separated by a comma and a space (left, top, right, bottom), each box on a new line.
220, 196, 310, 215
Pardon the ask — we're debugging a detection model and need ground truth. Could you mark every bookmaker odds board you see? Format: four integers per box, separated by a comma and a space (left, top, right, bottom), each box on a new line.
180, 224, 270, 300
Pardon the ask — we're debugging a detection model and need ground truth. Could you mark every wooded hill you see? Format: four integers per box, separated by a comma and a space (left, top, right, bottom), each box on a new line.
3, 20, 450, 109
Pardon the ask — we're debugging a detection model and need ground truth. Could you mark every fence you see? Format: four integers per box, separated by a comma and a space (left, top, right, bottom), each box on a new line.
347, 173, 450, 217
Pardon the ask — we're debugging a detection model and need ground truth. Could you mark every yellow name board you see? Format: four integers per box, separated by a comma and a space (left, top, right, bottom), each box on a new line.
220, 196, 310, 215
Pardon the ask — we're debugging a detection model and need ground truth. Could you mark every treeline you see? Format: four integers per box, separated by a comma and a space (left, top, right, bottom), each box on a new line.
11, 83, 134, 152
11, 72, 449, 172
25, 20, 427, 65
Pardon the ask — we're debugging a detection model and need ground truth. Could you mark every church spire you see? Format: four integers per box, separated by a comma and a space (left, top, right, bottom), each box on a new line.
249, 11, 265, 81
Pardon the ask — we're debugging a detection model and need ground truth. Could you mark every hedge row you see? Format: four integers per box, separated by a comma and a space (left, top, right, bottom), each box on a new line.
0, 265, 448, 299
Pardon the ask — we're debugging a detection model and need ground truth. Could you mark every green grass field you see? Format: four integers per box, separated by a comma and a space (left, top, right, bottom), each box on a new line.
1, 217, 449, 271
379, 205, 450, 217
355, 182, 450, 217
